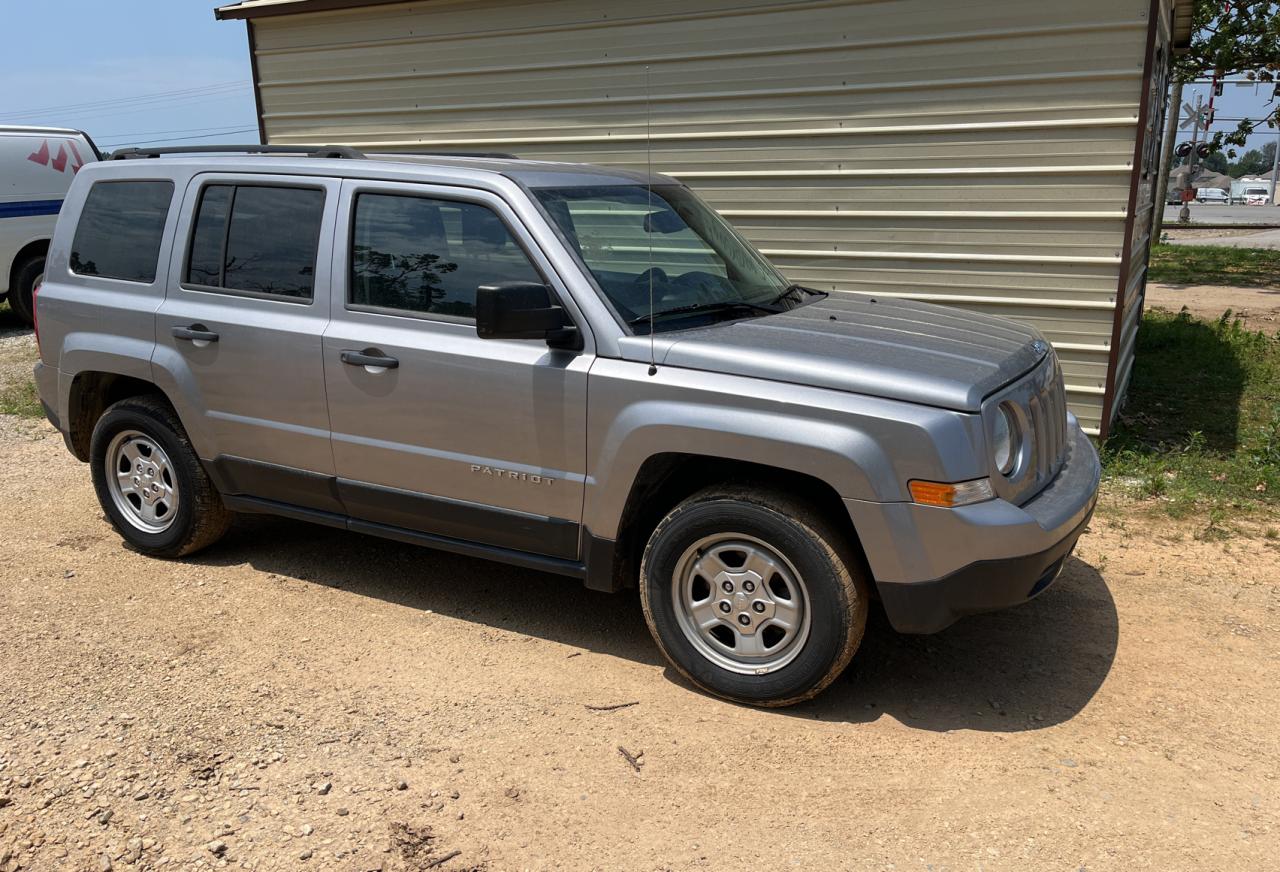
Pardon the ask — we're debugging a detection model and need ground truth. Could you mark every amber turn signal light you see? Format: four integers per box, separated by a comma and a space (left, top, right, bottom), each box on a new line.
908, 478, 994, 508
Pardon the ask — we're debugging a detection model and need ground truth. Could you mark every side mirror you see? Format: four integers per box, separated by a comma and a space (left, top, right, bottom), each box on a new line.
475, 281, 580, 349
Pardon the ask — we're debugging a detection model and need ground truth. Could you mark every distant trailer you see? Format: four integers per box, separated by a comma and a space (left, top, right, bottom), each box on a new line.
214, 0, 1194, 438
1, 125, 101, 325
1230, 178, 1274, 206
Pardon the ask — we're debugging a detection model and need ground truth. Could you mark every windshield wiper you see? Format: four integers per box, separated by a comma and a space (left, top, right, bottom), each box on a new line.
766, 284, 822, 307
627, 300, 779, 328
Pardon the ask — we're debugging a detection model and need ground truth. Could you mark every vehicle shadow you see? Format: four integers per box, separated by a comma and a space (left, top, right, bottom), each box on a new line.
0, 302, 33, 339
1107, 308, 1251, 455
196, 516, 1117, 732
785, 556, 1118, 731
194, 513, 662, 667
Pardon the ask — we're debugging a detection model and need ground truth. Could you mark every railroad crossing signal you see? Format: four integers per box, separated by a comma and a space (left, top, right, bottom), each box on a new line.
1179, 101, 1211, 130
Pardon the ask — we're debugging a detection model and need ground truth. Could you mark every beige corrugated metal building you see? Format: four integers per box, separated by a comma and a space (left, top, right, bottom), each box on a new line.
215, 0, 1193, 436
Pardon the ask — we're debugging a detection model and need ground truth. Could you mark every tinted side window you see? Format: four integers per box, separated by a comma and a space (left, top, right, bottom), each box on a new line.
187, 185, 233, 286
184, 184, 324, 300
350, 193, 541, 319
70, 181, 174, 283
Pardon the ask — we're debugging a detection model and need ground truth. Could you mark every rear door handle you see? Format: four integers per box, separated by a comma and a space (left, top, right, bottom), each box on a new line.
172, 325, 219, 343
340, 349, 399, 370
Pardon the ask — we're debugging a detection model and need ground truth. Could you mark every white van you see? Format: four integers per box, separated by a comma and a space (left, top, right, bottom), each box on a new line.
1, 126, 100, 324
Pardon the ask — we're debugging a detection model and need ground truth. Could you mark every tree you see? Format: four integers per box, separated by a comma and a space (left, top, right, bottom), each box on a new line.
351, 245, 458, 312
1178, 2, 1280, 152
1198, 149, 1231, 173
1226, 141, 1275, 175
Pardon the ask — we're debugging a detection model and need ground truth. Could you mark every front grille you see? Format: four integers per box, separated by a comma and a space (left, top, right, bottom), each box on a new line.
986, 351, 1070, 505
1027, 360, 1069, 484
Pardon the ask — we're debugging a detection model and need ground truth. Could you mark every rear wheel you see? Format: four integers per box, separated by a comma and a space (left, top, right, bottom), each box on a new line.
7, 253, 44, 325
640, 486, 868, 706
90, 395, 232, 557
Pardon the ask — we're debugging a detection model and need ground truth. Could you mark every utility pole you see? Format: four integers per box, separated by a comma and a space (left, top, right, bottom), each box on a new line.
1272, 130, 1280, 207
1152, 77, 1183, 244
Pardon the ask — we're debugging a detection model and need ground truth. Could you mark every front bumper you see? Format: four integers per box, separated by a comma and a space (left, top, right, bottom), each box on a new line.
845, 421, 1100, 634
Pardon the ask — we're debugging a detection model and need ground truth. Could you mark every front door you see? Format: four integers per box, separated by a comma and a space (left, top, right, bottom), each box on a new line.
322, 180, 589, 559
154, 174, 341, 512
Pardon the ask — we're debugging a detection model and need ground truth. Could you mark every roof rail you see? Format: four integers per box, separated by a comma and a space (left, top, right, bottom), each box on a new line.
108, 144, 365, 160
367, 150, 520, 160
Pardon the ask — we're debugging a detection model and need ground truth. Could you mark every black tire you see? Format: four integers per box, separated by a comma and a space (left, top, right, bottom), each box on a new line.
90, 395, 232, 558
7, 253, 44, 326
639, 485, 869, 707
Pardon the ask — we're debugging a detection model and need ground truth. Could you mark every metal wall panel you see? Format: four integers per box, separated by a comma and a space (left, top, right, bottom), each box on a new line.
248, 0, 1166, 435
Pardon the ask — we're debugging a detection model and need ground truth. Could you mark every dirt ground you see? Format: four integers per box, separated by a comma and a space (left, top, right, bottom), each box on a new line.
1146, 282, 1280, 334
1165, 227, 1280, 251
1162, 227, 1274, 242
2, 325, 1279, 871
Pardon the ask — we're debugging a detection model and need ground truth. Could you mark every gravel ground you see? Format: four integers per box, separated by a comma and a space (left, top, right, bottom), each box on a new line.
1166, 228, 1280, 250
1, 324, 1278, 870
2, 421, 1279, 871
1160, 204, 1280, 226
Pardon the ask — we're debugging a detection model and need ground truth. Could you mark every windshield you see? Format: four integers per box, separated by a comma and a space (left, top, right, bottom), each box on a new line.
533, 184, 809, 334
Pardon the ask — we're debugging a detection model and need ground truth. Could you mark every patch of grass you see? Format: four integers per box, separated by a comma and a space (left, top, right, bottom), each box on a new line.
0, 298, 40, 417
1102, 308, 1279, 517
0, 376, 41, 417
1147, 244, 1280, 288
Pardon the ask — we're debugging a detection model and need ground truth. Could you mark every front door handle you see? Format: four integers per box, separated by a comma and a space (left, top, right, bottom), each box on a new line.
340, 349, 399, 370
172, 324, 219, 343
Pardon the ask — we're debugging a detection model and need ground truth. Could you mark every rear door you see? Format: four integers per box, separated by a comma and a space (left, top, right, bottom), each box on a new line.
153, 174, 342, 512
321, 179, 590, 559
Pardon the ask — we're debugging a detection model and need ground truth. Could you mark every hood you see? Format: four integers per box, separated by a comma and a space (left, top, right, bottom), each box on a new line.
627, 295, 1048, 411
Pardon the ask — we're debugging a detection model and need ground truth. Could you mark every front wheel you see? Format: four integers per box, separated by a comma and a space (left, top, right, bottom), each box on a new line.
639, 486, 868, 707
90, 395, 232, 557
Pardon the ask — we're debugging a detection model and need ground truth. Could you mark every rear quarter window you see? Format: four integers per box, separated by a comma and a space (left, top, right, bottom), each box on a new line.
70, 180, 174, 283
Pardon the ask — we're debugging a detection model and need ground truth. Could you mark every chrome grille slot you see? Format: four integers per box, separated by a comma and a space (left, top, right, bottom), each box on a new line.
984, 350, 1070, 505
1033, 363, 1068, 479
1028, 392, 1048, 482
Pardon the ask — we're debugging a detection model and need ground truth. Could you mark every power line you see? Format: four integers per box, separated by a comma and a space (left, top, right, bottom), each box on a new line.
4, 94, 252, 127
0, 89, 249, 123
0, 80, 249, 120
95, 122, 261, 140
98, 127, 260, 147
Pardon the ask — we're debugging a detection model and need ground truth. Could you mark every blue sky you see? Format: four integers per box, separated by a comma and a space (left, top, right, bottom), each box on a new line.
0, 1, 258, 151
1, 2, 1276, 160
1179, 78, 1279, 158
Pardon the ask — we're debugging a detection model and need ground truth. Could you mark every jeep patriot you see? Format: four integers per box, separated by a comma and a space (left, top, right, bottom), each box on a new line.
33, 145, 1100, 706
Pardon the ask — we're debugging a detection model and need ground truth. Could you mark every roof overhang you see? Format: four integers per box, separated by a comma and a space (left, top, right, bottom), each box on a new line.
217, 0, 1205, 39
214, 0, 402, 19
1171, 0, 1194, 54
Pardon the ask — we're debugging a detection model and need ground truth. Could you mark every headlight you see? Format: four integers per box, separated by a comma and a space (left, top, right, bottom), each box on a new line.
992, 402, 1019, 475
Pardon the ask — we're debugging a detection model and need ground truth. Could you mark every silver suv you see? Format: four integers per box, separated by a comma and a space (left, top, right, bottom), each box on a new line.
33, 145, 1099, 706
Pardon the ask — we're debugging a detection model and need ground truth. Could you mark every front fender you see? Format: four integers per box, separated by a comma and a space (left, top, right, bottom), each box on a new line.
583, 359, 984, 540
